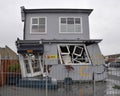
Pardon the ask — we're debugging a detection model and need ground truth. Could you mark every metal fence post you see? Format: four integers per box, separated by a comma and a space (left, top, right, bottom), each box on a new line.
44, 55, 48, 96
93, 71, 96, 96
46, 65, 48, 96
0, 55, 3, 86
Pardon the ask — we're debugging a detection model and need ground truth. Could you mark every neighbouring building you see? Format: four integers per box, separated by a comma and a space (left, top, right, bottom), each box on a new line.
0, 46, 18, 86
105, 54, 120, 63
16, 6, 107, 81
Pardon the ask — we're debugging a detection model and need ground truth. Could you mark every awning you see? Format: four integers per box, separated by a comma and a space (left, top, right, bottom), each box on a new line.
17, 43, 44, 54
16, 39, 102, 46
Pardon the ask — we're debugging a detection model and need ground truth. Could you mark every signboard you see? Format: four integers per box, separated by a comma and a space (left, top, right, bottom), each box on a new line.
80, 66, 88, 77
45, 54, 58, 65
27, 49, 33, 53
45, 55, 57, 59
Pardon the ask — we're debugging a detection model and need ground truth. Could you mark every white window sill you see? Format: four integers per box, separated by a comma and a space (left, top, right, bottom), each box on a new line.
59, 32, 83, 34
30, 32, 47, 35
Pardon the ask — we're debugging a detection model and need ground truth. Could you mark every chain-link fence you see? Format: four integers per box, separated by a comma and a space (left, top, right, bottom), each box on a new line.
0, 58, 120, 96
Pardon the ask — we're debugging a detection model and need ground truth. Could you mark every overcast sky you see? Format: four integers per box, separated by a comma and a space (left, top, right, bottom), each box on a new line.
0, 0, 120, 56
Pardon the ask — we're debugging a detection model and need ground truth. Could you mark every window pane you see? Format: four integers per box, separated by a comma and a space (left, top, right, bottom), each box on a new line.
75, 18, 81, 24
67, 18, 74, 24
60, 46, 69, 54
32, 25, 39, 32
32, 18, 38, 24
75, 25, 81, 32
39, 18, 45, 24
61, 25, 66, 32
32, 60, 41, 72
67, 24, 74, 32
61, 18, 66, 24
74, 46, 83, 56
39, 25, 45, 32
60, 17, 82, 33
24, 60, 31, 73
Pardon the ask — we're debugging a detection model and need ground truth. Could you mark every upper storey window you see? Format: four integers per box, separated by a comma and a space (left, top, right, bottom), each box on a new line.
31, 17, 47, 34
59, 17, 82, 33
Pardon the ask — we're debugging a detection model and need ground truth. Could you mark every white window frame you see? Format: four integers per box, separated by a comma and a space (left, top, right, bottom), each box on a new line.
59, 17, 83, 34
73, 46, 83, 56
30, 17, 47, 34
21, 54, 43, 77
58, 44, 91, 65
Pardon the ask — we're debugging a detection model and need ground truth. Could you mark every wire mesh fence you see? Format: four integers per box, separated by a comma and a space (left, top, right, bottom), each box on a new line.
0, 58, 120, 96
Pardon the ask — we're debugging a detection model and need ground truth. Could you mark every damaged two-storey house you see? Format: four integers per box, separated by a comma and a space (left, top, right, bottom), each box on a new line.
16, 6, 107, 82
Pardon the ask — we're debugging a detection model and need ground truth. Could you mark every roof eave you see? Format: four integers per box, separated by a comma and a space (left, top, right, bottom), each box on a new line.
21, 6, 93, 16
24, 9, 93, 14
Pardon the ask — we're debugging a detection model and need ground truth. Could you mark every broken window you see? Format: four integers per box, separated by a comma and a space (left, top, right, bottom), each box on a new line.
59, 45, 70, 55
73, 46, 83, 56
23, 54, 31, 73
22, 53, 43, 77
58, 44, 90, 65
30, 54, 41, 72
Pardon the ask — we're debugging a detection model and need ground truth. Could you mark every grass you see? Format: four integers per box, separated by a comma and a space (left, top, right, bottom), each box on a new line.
8, 64, 20, 72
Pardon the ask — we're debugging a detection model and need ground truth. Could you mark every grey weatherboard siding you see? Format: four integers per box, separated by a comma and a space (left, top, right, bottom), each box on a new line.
24, 13, 90, 40
21, 7, 92, 40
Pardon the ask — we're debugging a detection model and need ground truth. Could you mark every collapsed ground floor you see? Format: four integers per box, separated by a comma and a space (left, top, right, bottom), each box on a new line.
16, 39, 107, 81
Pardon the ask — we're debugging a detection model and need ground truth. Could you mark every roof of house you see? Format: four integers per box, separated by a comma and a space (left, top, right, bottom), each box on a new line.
0, 46, 18, 59
105, 54, 120, 57
21, 6, 93, 14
